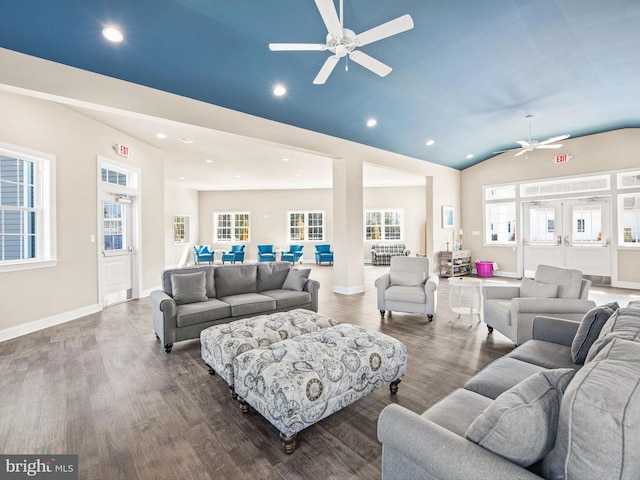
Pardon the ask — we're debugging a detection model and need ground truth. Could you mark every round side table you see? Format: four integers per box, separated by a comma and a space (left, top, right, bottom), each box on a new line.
447, 276, 483, 326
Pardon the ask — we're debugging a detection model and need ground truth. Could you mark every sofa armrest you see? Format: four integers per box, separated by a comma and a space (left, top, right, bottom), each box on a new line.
482, 285, 521, 300
375, 274, 391, 310
425, 274, 439, 293
303, 278, 320, 312
532, 315, 581, 346
150, 290, 177, 344
377, 404, 541, 480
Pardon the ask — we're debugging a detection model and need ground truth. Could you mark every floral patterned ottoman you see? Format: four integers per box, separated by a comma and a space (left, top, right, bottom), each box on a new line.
200, 309, 337, 396
233, 323, 408, 453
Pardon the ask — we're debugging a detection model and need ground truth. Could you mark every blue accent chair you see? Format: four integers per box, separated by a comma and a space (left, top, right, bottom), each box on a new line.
315, 244, 334, 265
222, 245, 245, 264
281, 245, 304, 264
257, 245, 276, 262
193, 245, 214, 264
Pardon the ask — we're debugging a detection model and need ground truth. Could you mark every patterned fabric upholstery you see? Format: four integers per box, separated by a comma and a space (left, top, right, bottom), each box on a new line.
233, 323, 408, 438
370, 243, 410, 265
200, 309, 337, 387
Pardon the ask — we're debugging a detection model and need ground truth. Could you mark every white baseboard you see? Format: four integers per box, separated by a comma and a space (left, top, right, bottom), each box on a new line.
332, 285, 366, 295
614, 280, 640, 290
0, 303, 101, 343
141, 286, 160, 298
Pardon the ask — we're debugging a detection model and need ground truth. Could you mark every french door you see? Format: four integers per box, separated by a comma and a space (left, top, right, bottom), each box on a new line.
522, 197, 611, 278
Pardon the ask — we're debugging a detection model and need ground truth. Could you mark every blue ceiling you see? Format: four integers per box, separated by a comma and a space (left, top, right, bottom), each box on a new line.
1, 0, 640, 169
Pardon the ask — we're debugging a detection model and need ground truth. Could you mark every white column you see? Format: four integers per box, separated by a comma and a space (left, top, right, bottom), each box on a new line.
332, 157, 365, 294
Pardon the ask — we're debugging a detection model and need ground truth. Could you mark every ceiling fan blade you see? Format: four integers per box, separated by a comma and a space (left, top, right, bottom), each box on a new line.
356, 14, 414, 46
515, 140, 530, 147
535, 144, 563, 149
514, 149, 528, 157
349, 51, 392, 77
314, 0, 343, 39
537, 134, 570, 146
269, 43, 326, 51
313, 55, 339, 84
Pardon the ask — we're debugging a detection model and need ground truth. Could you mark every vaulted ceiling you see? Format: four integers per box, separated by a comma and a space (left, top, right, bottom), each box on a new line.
1, 0, 640, 174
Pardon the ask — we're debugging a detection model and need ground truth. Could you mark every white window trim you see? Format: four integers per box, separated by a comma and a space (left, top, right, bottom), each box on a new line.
286, 210, 326, 242
0, 141, 57, 272
213, 211, 251, 242
364, 209, 404, 241
173, 214, 190, 245
484, 201, 517, 246
618, 192, 640, 248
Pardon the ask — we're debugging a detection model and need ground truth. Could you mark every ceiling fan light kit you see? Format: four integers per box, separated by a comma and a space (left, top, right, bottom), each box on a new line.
269, 0, 414, 84
513, 114, 570, 157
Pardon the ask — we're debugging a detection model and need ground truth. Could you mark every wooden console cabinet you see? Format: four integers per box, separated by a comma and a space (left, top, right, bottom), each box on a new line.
438, 250, 471, 277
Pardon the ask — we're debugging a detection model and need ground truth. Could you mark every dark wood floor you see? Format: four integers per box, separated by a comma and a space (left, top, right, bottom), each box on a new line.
0, 267, 635, 479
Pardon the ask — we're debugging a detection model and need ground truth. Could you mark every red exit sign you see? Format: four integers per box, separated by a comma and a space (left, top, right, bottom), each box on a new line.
115, 144, 131, 158
553, 154, 571, 164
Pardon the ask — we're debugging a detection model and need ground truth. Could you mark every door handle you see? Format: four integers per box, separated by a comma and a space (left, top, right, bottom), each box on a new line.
556, 235, 562, 245
564, 236, 571, 246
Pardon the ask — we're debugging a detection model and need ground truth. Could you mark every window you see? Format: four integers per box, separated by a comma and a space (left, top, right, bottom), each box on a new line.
214, 212, 250, 242
619, 194, 640, 246
0, 142, 55, 271
486, 203, 516, 244
618, 171, 640, 189
365, 209, 402, 241
173, 215, 189, 244
103, 202, 124, 251
520, 175, 609, 198
287, 211, 325, 242
101, 166, 129, 187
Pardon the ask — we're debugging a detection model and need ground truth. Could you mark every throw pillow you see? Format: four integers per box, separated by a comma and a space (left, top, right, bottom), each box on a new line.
282, 268, 311, 291
465, 368, 575, 468
171, 271, 208, 305
585, 307, 640, 363
390, 270, 427, 286
570, 302, 619, 364
520, 277, 558, 298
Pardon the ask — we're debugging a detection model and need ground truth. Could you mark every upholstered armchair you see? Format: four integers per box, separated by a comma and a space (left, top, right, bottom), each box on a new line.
315, 244, 334, 265
375, 256, 439, 321
482, 264, 596, 345
222, 245, 245, 264
193, 245, 214, 264
281, 245, 304, 264
257, 245, 276, 262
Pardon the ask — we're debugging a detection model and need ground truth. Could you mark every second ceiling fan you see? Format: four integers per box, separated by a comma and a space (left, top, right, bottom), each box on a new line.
269, 0, 414, 84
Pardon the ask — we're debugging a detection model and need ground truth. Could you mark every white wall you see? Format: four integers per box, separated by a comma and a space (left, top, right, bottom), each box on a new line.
0, 91, 165, 333
164, 182, 199, 267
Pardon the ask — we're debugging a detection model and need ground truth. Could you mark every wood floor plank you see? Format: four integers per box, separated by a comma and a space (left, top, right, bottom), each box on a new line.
0, 266, 635, 479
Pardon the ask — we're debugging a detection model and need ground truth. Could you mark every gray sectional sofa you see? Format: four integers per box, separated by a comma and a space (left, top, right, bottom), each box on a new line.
378, 302, 640, 479
151, 262, 319, 353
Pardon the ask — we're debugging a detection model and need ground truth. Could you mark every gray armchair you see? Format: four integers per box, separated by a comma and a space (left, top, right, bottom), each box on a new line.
482, 264, 595, 345
375, 256, 439, 321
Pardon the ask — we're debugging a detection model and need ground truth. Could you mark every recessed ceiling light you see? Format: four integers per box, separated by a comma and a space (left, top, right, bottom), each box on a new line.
466, 154, 474, 159
234, 175, 241, 178
178, 137, 194, 144
102, 26, 124, 43
426, 139, 435, 146
366, 118, 377, 127
282, 157, 290, 162
156, 133, 167, 139
205, 159, 213, 164
178, 176, 185, 180
273, 84, 287, 96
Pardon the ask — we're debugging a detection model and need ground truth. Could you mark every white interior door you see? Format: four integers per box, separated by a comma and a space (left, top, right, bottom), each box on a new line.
523, 197, 611, 278
102, 195, 135, 306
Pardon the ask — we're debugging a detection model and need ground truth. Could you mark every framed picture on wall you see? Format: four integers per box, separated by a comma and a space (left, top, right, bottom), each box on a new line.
442, 205, 454, 229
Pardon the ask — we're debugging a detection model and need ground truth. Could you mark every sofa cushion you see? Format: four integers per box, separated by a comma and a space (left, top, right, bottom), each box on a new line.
214, 264, 257, 297
390, 270, 427, 287
508, 340, 578, 370
423, 388, 493, 437
176, 299, 231, 327
171, 271, 208, 305
260, 290, 312, 310
464, 357, 547, 400
466, 368, 575, 468
545, 338, 640, 479
218, 293, 276, 317
384, 285, 426, 304
571, 302, 619, 364
163, 266, 215, 298
534, 265, 583, 299
257, 262, 291, 292
520, 277, 558, 298
585, 307, 640, 362
282, 268, 310, 291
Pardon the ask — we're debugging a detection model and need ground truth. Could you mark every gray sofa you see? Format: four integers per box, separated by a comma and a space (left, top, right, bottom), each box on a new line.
378, 302, 640, 479
151, 262, 319, 353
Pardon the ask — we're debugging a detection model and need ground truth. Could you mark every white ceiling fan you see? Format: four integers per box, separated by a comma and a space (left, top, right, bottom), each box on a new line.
269, 0, 414, 84
513, 114, 570, 157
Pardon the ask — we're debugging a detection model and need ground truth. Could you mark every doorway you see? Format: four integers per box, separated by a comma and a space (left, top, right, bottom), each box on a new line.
522, 197, 611, 281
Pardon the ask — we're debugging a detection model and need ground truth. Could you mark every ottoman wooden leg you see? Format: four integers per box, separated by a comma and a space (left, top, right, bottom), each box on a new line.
208, 366, 215, 375
279, 432, 298, 454
238, 397, 250, 414
390, 379, 401, 394
229, 385, 238, 400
